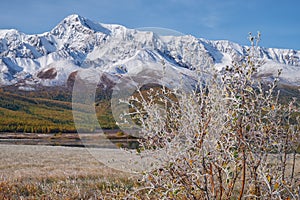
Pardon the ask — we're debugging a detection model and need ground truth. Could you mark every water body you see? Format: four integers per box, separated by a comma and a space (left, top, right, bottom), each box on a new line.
0, 131, 139, 149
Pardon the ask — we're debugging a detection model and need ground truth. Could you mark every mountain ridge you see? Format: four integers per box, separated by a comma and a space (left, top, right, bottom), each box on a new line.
0, 14, 300, 88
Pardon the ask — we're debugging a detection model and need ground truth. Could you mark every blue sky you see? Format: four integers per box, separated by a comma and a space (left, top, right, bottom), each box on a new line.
0, 0, 299, 50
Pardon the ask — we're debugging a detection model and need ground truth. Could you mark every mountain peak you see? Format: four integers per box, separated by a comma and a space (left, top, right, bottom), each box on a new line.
64, 14, 82, 21
0, 29, 22, 39
51, 14, 111, 36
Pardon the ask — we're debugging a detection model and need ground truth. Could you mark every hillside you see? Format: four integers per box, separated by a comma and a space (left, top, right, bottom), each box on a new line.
0, 86, 116, 133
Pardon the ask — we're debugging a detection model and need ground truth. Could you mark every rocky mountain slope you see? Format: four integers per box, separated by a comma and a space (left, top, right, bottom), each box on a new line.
0, 14, 299, 89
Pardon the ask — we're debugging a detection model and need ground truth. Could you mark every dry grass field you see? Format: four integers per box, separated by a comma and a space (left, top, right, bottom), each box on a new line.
0, 144, 299, 199
0, 144, 137, 199
0, 144, 108, 181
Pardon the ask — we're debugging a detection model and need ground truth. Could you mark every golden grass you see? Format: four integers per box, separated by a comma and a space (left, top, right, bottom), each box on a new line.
0, 144, 136, 199
1, 144, 299, 199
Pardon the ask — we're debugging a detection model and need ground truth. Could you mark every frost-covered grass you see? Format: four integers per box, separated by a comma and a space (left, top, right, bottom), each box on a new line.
0, 144, 137, 199
0, 175, 136, 199
0, 142, 299, 199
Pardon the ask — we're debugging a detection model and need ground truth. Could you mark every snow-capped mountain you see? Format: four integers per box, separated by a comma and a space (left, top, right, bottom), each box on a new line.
0, 14, 300, 89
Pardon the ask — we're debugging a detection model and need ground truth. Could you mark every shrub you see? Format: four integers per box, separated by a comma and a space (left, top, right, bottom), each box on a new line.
121, 33, 300, 199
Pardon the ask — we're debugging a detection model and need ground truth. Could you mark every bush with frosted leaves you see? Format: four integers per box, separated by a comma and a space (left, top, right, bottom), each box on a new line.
118, 33, 300, 199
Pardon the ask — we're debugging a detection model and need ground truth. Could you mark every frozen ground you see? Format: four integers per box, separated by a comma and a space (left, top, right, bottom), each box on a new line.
0, 144, 155, 182
0, 144, 299, 183
0, 144, 117, 181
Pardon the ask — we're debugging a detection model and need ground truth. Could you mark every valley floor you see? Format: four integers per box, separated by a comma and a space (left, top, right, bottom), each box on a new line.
0, 144, 136, 199
0, 144, 107, 181
0, 144, 300, 199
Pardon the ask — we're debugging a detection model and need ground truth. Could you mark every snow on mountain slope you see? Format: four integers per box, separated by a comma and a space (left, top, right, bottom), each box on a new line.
0, 14, 299, 88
